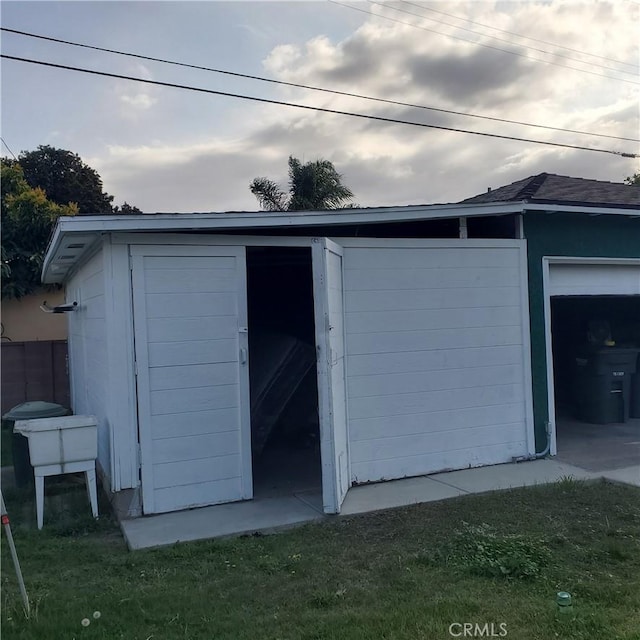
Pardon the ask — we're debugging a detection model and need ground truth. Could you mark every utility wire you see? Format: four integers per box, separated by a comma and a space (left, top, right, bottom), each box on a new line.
2, 27, 638, 143
395, 0, 638, 77
399, 0, 639, 71
2, 54, 637, 158
330, 0, 640, 85
370, 0, 639, 77
0, 137, 18, 160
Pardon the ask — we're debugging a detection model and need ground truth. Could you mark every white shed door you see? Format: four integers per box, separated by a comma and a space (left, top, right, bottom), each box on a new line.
131, 245, 252, 514
343, 240, 534, 483
313, 238, 350, 513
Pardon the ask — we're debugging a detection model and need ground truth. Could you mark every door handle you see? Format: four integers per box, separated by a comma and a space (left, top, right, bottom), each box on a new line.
240, 347, 247, 365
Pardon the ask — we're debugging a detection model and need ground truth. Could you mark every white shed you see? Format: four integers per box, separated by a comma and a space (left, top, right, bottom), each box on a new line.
42, 202, 536, 517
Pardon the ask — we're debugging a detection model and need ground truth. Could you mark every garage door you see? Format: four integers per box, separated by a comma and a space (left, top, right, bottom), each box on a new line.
341, 239, 534, 483
131, 245, 251, 514
549, 262, 640, 296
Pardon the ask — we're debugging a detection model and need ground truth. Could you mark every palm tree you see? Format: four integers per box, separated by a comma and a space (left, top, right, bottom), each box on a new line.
250, 156, 355, 211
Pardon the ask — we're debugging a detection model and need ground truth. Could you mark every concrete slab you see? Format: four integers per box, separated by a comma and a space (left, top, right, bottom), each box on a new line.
556, 418, 640, 471
429, 459, 596, 494
293, 490, 324, 514
341, 475, 466, 516
117, 458, 629, 550
602, 466, 640, 488
120, 495, 324, 550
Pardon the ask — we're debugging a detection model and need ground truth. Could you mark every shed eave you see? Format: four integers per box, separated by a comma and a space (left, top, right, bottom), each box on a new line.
42, 199, 639, 285
42, 201, 526, 284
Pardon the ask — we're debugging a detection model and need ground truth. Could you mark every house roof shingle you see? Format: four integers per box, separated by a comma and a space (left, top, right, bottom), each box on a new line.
460, 173, 640, 208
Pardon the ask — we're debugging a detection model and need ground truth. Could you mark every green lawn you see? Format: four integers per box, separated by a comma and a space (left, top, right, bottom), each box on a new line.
1, 421, 14, 467
1, 478, 639, 640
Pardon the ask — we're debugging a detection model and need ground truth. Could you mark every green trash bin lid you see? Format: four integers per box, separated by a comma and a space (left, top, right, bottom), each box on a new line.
2, 401, 69, 421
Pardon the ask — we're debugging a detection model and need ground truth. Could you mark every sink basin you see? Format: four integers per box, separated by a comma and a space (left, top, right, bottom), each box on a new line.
14, 415, 98, 467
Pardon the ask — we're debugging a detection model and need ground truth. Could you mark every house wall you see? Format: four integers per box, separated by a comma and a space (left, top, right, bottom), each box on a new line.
341, 240, 532, 483
66, 247, 111, 484
1, 288, 67, 342
523, 212, 640, 449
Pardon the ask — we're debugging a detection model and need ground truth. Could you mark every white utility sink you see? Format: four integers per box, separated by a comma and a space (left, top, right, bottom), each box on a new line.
14, 415, 99, 529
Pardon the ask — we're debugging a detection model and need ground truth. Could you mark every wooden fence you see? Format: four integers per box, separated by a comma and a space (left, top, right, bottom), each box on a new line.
1, 341, 70, 415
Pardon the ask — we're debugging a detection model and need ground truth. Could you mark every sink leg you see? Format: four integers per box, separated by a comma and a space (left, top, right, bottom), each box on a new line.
35, 475, 45, 530
85, 468, 98, 519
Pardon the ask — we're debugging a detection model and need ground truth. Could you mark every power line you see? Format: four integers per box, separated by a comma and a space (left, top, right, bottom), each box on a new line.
399, 0, 639, 71
2, 54, 637, 159
2, 27, 638, 144
330, 0, 640, 86
0, 137, 18, 160
371, 0, 639, 78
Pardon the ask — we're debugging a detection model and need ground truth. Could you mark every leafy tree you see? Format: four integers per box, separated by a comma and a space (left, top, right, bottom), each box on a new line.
1, 160, 78, 299
17, 145, 114, 214
113, 202, 143, 215
250, 156, 354, 211
624, 172, 640, 186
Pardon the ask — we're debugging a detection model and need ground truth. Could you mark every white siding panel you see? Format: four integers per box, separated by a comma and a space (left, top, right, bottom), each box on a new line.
344, 247, 522, 270
66, 248, 111, 484
145, 292, 236, 318
352, 441, 525, 483
348, 345, 523, 376
149, 384, 238, 415
346, 305, 521, 334
152, 431, 239, 464
345, 266, 519, 291
349, 403, 524, 442
343, 244, 529, 484
348, 325, 523, 355
351, 422, 524, 464
143, 255, 237, 270
144, 269, 236, 294
348, 363, 523, 398
153, 454, 241, 489
149, 362, 237, 391
346, 286, 520, 313
150, 408, 238, 439
349, 384, 523, 420
147, 316, 237, 343
147, 339, 237, 367
153, 478, 242, 512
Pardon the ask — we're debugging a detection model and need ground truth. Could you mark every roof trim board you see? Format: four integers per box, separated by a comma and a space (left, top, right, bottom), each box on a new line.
42, 200, 639, 284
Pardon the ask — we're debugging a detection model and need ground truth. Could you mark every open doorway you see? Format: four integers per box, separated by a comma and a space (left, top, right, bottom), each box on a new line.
246, 247, 322, 499
550, 295, 640, 471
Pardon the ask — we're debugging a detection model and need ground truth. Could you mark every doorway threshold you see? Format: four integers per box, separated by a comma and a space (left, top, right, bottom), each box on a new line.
121, 492, 324, 550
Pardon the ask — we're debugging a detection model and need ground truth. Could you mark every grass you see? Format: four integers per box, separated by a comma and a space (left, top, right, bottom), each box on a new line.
1, 420, 14, 467
1, 478, 639, 640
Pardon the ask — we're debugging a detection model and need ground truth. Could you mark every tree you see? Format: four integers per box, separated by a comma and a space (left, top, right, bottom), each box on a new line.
18, 145, 114, 214
624, 172, 640, 186
250, 156, 355, 211
113, 202, 143, 215
1, 160, 78, 299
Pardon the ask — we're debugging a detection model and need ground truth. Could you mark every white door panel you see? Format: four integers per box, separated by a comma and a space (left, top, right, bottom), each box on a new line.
131, 245, 252, 514
341, 241, 533, 483
313, 238, 350, 513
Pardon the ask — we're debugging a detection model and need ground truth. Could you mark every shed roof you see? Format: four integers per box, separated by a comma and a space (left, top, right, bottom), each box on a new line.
42, 173, 639, 285
460, 173, 640, 208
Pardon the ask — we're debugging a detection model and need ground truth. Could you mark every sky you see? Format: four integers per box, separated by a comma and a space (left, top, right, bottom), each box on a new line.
1, 0, 638, 213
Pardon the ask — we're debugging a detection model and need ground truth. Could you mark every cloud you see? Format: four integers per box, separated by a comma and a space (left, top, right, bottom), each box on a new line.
89, 1, 638, 212
120, 93, 157, 110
